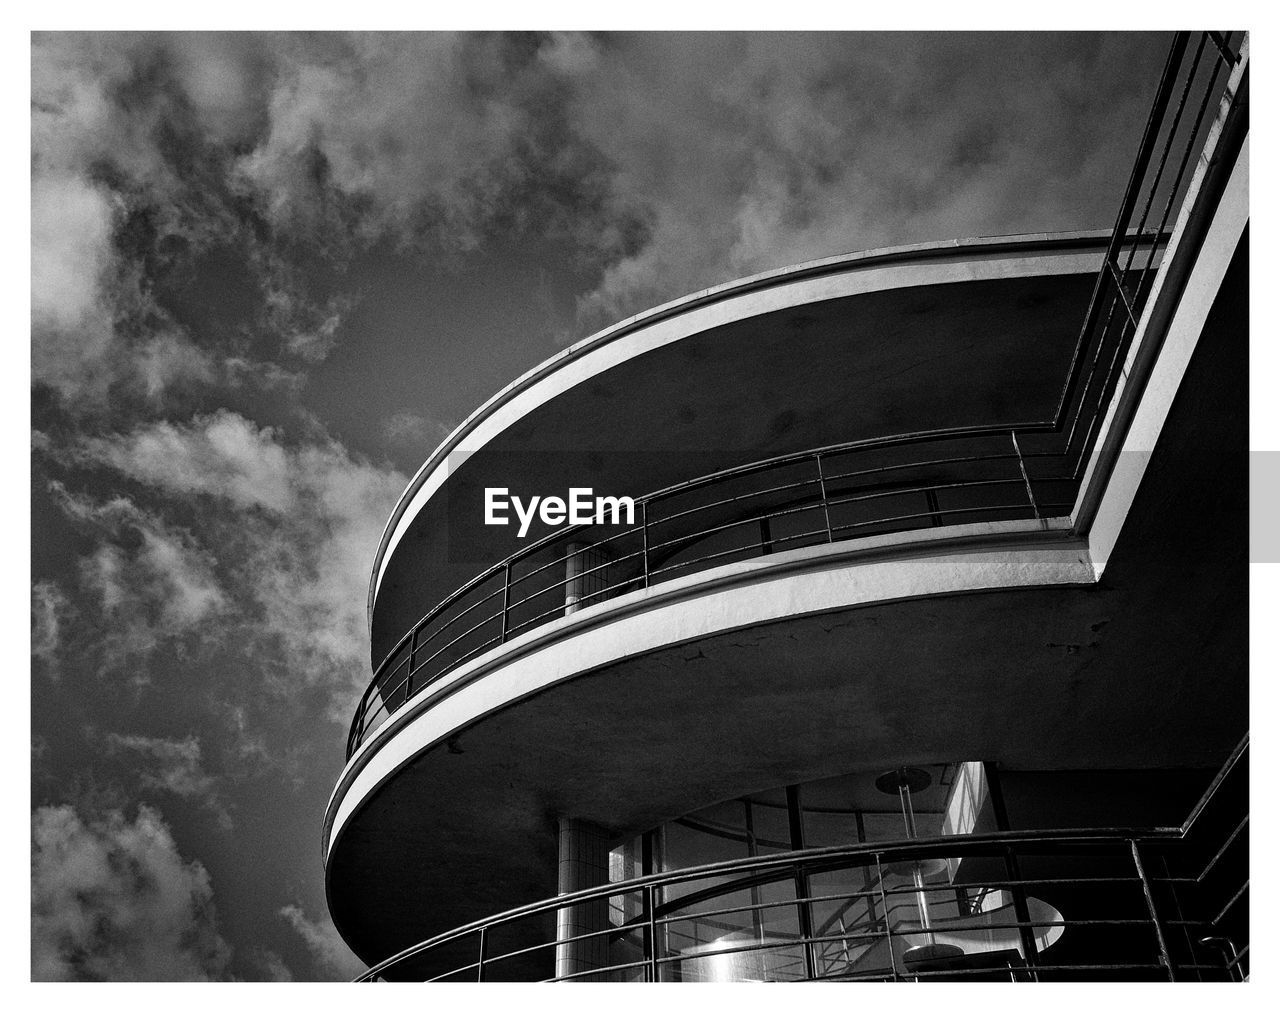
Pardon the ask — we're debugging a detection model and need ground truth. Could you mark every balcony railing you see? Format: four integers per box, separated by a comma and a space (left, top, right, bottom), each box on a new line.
348, 31, 1245, 759
356, 738, 1247, 982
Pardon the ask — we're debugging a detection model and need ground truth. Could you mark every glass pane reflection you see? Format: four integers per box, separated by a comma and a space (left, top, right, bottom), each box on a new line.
604, 763, 979, 980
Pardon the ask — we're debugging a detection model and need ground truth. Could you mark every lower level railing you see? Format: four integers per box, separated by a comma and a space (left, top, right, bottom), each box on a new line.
357, 739, 1247, 982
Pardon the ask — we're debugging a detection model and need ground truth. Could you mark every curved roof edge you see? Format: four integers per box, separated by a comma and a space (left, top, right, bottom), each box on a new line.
368, 230, 1112, 629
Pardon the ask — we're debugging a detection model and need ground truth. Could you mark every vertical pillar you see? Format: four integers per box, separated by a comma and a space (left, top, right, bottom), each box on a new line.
786, 785, 817, 979
565, 542, 610, 615
556, 817, 611, 981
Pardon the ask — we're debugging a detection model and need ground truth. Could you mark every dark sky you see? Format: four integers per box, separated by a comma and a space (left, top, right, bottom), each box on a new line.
30, 30, 1168, 980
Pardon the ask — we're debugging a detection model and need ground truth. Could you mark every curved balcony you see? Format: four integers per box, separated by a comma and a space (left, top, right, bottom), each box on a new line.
357, 739, 1247, 982
348, 224, 1161, 759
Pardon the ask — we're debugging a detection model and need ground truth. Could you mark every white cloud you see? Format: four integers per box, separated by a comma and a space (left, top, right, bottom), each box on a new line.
30, 175, 119, 401
75, 412, 294, 514
32, 581, 74, 678
143, 528, 229, 628
49, 485, 228, 671
382, 410, 453, 450
257, 949, 294, 981
236, 33, 530, 246
247, 434, 407, 715
136, 334, 218, 404
104, 734, 232, 831
31, 804, 232, 981
30, 174, 116, 335
279, 904, 365, 981
31, 34, 166, 184
55, 412, 405, 717
163, 33, 273, 146
29, 34, 360, 412
30, 35, 213, 408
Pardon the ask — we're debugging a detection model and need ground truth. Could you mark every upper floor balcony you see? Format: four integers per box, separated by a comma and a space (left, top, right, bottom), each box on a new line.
353, 212, 1180, 753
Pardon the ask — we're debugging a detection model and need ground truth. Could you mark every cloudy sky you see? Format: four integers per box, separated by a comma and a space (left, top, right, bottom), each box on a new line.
30, 30, 1168, 980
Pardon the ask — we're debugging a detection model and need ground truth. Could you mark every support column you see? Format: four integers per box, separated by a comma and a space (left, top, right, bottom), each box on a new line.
565, 542, 610, 615
555, 817, 611, 980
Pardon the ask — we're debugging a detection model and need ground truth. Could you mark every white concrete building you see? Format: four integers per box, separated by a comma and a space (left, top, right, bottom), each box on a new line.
324, 32, 1249, 982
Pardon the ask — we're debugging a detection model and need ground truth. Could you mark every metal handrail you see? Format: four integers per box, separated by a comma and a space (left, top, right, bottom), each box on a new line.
355, 737, 1244, 983
357, 827, 1168, 981
347, 432, 1055, 754
347, 30, 1243, 758
356, 735, 1245, 981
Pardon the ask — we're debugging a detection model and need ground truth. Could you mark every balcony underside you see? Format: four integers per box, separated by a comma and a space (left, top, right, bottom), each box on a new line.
326, 235, 1246, 970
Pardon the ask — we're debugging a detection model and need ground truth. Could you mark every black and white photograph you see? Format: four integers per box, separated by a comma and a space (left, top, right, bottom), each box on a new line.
25, 22, 1256, 988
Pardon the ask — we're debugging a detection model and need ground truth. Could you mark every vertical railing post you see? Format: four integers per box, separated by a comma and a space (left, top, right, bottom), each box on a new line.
405, 629, 418, 699
794, 863, 817, 980
984, 762, 1039, 979
644, 883, 658, 982
815, 453, 834, 542
640, 501, 650, 588
1002, 845, 1041, 979
1132, 839, 1177, 981
1107, 257, 1141, 331
476, 926, 487, 983
925, 487, 942, 528
875, 853, 899, 981
1010, 430, 1041, 521
1162, 853, 1200, 981
499, 562, 511, 643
